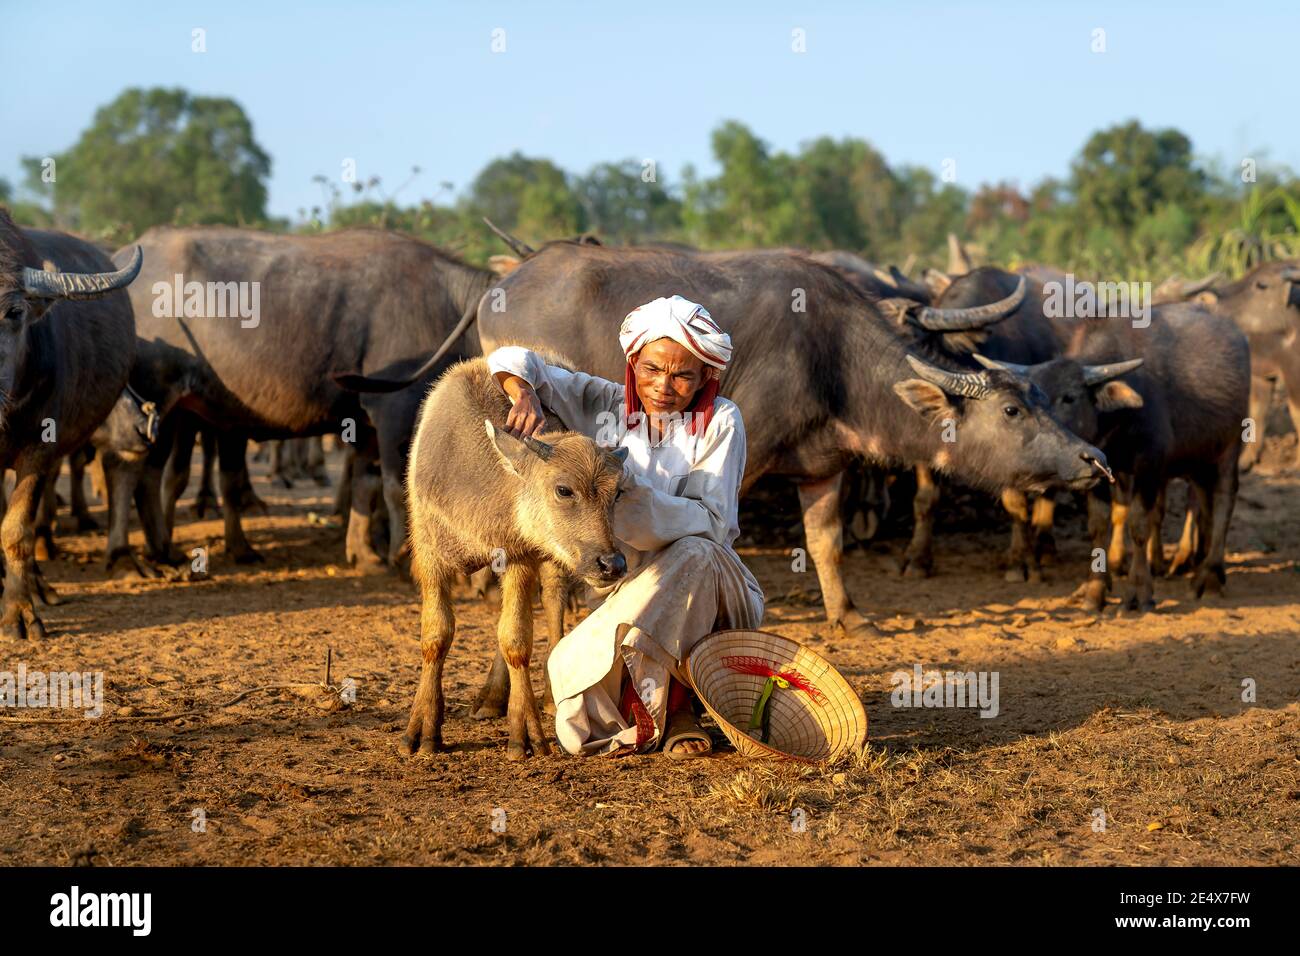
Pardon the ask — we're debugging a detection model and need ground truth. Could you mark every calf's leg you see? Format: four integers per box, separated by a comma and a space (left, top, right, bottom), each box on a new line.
400, 565, 456, 758
498, 562, 549, 760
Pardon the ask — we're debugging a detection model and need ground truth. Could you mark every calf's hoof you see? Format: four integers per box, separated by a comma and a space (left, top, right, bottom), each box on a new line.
471, 698, 507, 720
1004, 565, 1027, 584
1, 604, 46, 641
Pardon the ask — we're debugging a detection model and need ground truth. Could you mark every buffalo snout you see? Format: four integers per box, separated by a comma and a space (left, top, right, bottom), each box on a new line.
595, 551, 628, 582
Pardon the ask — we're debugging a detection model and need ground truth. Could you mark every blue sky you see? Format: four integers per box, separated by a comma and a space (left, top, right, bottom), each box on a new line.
2, 1, 1291, 221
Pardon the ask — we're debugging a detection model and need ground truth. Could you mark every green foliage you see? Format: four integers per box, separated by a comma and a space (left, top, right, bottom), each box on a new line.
9, 91, 1298, 283
21, 87, 271, 245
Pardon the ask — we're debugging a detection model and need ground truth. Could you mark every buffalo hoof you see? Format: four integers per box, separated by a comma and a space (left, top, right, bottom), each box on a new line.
834, 609, 883, 639
107, 549, 157, 581
1117, 595, 1155, 617
399, 733, 448, 759
194, 492, 221, 519
1004, 565, 1028, 584
32, 574, 61, 607
75, 515, 100, 533
231, 547, 265, 565
34, 536, 56, 563
1192, 566, 1226, 599
1027, 567, 1045, 584
350, 552, 386, 575
1, 604, 46, 641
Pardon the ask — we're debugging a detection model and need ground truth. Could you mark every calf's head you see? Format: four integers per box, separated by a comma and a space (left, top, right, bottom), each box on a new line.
894, 354, 1109, 493
485, 421, 629, 585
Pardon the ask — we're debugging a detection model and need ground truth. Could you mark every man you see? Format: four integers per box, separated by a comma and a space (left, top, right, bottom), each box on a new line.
487, 294, 763, 757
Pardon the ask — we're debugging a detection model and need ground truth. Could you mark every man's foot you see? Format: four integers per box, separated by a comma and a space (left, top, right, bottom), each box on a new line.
663, 711, 712, 759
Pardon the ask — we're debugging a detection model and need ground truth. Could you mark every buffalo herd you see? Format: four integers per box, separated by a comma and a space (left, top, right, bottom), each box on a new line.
1, 206, 1292, 754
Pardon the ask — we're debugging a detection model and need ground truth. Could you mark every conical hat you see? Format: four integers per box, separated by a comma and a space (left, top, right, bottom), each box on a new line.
686, 629, 867, 763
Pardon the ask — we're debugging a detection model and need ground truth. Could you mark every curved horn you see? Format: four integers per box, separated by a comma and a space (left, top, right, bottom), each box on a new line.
914, 276, 1026, 331
482, 217, 535, 258
905, 354, 990, 399
521, 435, 554, 460
1081, 358, 1144, 386
22, 245, 142, 300
972, 353, 1032, 377
1179, 272, 1221, 297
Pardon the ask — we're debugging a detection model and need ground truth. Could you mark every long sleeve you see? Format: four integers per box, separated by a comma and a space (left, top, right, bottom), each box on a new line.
486, 345, 624, 440
614, 400, 748, 551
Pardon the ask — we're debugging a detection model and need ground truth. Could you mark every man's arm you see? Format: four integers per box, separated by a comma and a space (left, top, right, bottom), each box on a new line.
614, 402, 747, 551
487, 346, 625, 440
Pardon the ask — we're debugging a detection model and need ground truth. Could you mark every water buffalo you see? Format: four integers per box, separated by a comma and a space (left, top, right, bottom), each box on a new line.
116, 225, 493, 568
35, 387, 159, 577
891, 266, 1072, 579
351, 240, 1109, 639
1157, 261, 1299, 470
401, 357, 628, 760
977, 302, 1250, 613
0, 208, 140, 639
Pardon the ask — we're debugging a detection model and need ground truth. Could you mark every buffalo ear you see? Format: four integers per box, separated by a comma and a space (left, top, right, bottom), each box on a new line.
894, 379, 956, 423
485, 420, 529, 476
1094, 381, 1143, 412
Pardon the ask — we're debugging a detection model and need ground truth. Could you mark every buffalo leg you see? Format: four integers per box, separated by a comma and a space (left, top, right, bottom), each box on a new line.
344, 442, 385, 572
1, 462, 49, 640
217, 432, 262, 564
898, 465, 938, 578
1147, 485, 1168, 578
1193, 455, 1238, 598
195, 428, 220, 518
1002, 489, 1031, 583
797, 473, 877, 636
400, 561, 456, 758
471, 645, 510, 720
69, 448, 98, 531
1237, 375, 1272, 472
33, 460, 60, 562
498, 562, 548, 760
1079, 487, 1113, 615
537, 561, 568, 713
1107, 497, 1129, 578
1119, 477, 1159, 615
163, 416, 199, 535
1030, 495, 1057, 568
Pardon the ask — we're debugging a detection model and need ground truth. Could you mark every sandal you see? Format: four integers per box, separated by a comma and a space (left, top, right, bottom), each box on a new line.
662, 710, 713, 760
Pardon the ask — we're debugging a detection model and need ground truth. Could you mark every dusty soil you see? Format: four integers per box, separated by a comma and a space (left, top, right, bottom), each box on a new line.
1, 436, 1297, 867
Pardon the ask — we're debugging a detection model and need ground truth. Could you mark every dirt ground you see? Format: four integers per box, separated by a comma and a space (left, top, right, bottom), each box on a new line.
1, 436, 1297, 867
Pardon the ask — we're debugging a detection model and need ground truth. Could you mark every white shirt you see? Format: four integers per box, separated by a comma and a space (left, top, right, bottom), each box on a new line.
486, 346, 748, 563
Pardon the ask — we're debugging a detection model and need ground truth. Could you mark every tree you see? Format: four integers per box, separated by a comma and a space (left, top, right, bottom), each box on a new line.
22, 87, 271, 242
467, 152, 585, 240
1069, 121, 1206, 231
573, 160, 681, 243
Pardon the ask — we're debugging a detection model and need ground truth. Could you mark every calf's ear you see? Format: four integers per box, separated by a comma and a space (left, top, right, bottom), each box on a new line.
484, 420, 529, 476
1093, 381, 1143, 412
894, 379, 956, 423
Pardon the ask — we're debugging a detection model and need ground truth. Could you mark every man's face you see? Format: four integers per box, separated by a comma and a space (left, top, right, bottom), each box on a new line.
632, 338, 708, 416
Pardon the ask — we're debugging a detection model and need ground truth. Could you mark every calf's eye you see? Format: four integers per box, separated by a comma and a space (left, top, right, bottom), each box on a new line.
5, 306, 22, 321
556, 485, 574, 499
1003, 405, 1021, 419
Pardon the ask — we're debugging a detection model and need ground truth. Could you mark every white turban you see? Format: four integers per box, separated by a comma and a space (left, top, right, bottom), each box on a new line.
618, 295, 732, 371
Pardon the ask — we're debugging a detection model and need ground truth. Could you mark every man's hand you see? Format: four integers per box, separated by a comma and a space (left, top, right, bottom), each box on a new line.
495, 372, 546, 437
